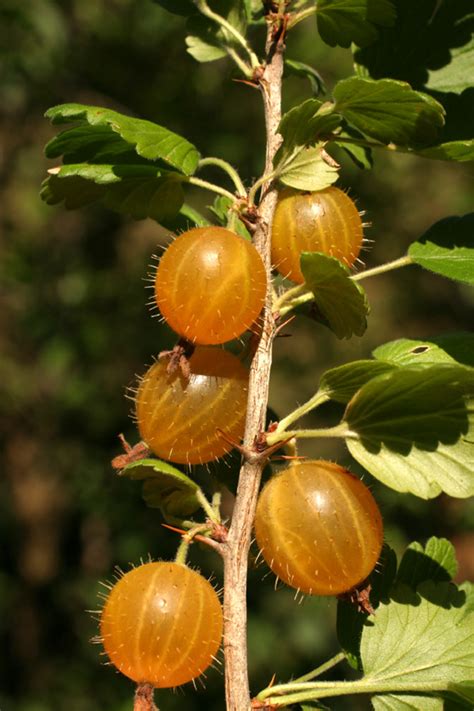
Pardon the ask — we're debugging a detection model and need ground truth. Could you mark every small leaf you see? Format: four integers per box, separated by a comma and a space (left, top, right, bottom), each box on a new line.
301, 252, 369, 339
316, 0, 396, 49
319, 359, 396, 404
208, 195, 251, 239
416, 140, 474, 163
284, 59, 326, 96
152, 0, 197, 15
408, 214, 474, 285
41, 165, 185, 222
185, 0, 247, 64
362, 581, 474, 705
278, 99, 342, 149
396, 538, 458, 591
45, 103, 200, 175
373, 338, 458, 367
277, 146, 339, 191
333, 77, 445, 147
119, 458, 201, 518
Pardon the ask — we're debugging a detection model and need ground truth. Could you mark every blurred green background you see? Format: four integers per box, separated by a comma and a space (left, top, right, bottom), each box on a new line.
1, 2, 473, 710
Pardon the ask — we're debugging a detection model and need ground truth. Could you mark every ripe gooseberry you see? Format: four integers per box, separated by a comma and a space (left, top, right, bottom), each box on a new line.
100, 562, 223, 687
254, 460, 383, 595
271, 187, 364, 284
135, 346, 248, 464
155, 226, 267, 345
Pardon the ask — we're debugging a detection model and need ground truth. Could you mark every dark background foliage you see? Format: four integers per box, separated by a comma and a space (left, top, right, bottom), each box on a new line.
1, 2, 473, 710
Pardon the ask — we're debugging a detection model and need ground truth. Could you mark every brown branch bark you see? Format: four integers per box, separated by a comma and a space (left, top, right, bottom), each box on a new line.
223, 18, 285, 711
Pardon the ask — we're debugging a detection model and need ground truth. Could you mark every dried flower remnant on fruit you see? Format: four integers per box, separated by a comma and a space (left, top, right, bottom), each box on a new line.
135, 346, 248, 465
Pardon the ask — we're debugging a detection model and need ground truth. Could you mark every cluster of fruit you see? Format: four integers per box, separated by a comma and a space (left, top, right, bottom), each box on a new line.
99, 187, 383, 689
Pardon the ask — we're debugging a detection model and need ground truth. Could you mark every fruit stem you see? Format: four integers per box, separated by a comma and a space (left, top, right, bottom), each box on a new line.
248, 169, 278, 207
271, 390, 330, 435
292, 652, 346, 683
266, 422, 352, 446
351, 255, 413, 281
194, 0, 260, 70
197, 157, 247, 198
196, 487, 221, 524
187, 176, 238, 201
222, 13, 285, 711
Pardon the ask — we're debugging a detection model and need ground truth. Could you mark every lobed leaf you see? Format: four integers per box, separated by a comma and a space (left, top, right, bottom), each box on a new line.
395, 538, 458, 590
416, 140, 474, 163
41, 164, 185, 222
45, 103, 200, 175
428, 37, 474, 94
319, 360, 396, 403
316, 0, 396, 49
277, 146, 339, 191
372, 339, 458, 367
185, 0, 247, 64
300, 252, 369, 339
333, 77, 445, 147
362, 581, 474, 706
408, 214, 474, 285
118, 457, 201, 518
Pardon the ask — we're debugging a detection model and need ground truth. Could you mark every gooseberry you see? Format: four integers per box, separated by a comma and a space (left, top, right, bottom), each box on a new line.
135, 346, 248, 464
271, 187, 364, 284
155, 227, 267, 345
100, 561, 223, 687
254, 460, 383, 595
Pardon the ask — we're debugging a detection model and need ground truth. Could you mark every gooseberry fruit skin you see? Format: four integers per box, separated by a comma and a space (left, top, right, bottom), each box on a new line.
135, 346, 248, 465
271, 187, 364, 284
100, 562, 223, 688
254, 461, 383, 596
155, 227, 267, 345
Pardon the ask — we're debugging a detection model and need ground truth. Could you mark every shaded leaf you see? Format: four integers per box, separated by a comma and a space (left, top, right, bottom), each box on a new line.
45, 103, 200, 175
428, 36, 474, 94
208, 196, 251, 239
278, 99, 342, 149
185, 0, 247, 64
316, 0, 396, 49
416, 140, 474, 162
284, 59, 326, 96
301, 252, 369, 339
333, 77, 445, 147
354, 1, 474, 92
119, 458, 201, 518
319, 359, 396, 403
408, 214, 474, 285
41, 164, 185, 222
362, 582, 474, 706
396, 538, 458, 590
345, 365, 474, 453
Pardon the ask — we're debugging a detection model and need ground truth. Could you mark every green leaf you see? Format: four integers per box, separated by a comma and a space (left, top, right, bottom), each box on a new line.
416, 140, 474, 163
208, 195, 251, 239
396, 538, 458, 590
337, 544, 397, 670
362, 581, 474, 706
319, 359, 396, 403
354, 1, 474, 93
373, 338, 458, 366
408, 214, 474, 286
333, 77, 445, 147
347, 405, 474, 499
316, 0, 396, 49
300, 252, 369, 339
334, 127, 373, 169
185, 0, 247, 64
278, 99, 342, 149
45, 103, 200, 175
277, 145, 340, 191
373, 333, 474, 368
41, 164, 185, 222
152, 0, 197, 16
428, 36, 474, 94
284, 59, 326, 96
345, 365, 474, 452
179, 202, 212, 227
119, 458, 201, 518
